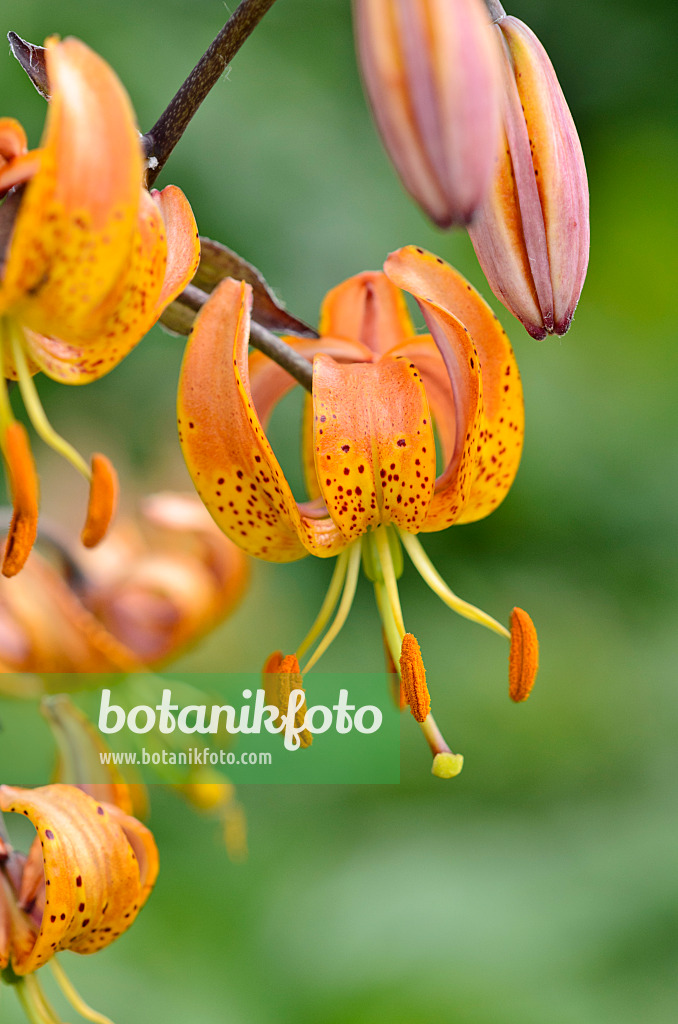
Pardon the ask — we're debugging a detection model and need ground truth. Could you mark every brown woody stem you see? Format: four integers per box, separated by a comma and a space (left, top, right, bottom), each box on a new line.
144, 0, 279, 186
181, 284, 313, 392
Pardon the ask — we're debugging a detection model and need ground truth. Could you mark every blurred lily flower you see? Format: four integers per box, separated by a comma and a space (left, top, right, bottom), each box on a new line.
0, 492, 248, 681
468, 14, 589, 338
0, 37, 200, 576
0, 783, 157, 1022
178, 245, 538, 775
354, 0, 503, 226
41, 692, 247, 862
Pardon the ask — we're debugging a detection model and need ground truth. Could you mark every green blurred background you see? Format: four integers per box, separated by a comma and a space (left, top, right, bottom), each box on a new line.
1, 0, 677, 1021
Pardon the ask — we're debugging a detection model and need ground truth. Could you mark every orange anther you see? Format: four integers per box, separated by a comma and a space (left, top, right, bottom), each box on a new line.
399, 632, 430, 723
277, 654, 312, 748
509, 607, 539, 702
2, 422, 39, 578
81, 453, 118, 548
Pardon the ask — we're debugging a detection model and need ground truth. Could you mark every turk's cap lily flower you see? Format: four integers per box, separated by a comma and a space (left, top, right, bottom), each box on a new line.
0, 37, 200, 575
178, 244, 539, 775
468, 15, 589, 339
0, 784, 158, 975
354, 0, 503, 227
0, 492, 248, 680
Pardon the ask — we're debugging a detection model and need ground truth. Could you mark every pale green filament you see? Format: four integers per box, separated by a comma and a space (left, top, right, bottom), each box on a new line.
373, 579, 403, 670
371, 526, 406, 638
398, 529, 510, 639
15, 975, 62, 1024
301, 541, 362, 674
9, 323, 91, 480
50, 958, 117, 1024
295, 548, 350, 661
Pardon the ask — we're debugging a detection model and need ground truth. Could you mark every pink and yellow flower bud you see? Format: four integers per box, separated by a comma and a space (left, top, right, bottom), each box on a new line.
468, 15, 589, 338
354, 0, 503, 226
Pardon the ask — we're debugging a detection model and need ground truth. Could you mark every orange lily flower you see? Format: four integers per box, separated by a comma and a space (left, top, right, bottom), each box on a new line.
0, 37, 200, 577
0, 783, 157, 1020
178, 245, 539, 776
0, 492, 248, 680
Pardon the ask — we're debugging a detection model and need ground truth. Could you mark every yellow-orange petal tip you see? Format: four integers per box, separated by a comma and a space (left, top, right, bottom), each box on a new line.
399, 633, 430, 723
432, 752, 464, 779
509, 607, 539, 702
2, 422, 39, 578
81, 453, 118, 548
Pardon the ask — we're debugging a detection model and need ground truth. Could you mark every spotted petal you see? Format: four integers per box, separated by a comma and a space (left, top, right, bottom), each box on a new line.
178, 278, 347, 562
0, 38, 143, 340
318, 271, 415, 357
313, 353, 436, 539
16, 187, 198, 384
385, 245, 524, 525
0, 784, 158, 974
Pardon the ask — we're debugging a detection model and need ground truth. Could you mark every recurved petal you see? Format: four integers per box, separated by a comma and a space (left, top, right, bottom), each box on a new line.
386, 246, 524, 522
249, 336, 373, 428
102, 802, 159, 906
0, 119, 35, 199
0, 37, 143, 338
150, 185, 200, 314
0, 119, 27, 165
313, 353, 436, 538
500, 17, 589, 334
387, 334, 456, 476
318, 271, 414, 357
178, 278, 346, 561
249, 336, 372, 506
384, 246, 482, 528
0, 784, 158, 974
21, 189, 167, 383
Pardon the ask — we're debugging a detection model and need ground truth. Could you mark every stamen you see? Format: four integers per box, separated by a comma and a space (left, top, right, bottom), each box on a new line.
380, 630, 404, 709
81, 453, 118, 548
399, 633, 430, 722
1, 421, 39, 577
301, 542, 362, 673
50, 957, 117, 1024
17, 974, 63, 1024
373, 580, 403, 668
9, 324, 91, 480
295, 548, 350, 661
399, 530, 510, 638
276, 654, 312, 748
508, 607, 539, 702
372, 526, 405, 637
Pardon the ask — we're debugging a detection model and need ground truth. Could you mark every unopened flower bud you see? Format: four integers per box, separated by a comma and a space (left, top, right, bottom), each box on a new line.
354, 0, 503, 226
468, 15, 589, 338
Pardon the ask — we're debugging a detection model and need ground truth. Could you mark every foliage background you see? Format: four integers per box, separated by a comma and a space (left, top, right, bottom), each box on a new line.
1, 0, 677, 1021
